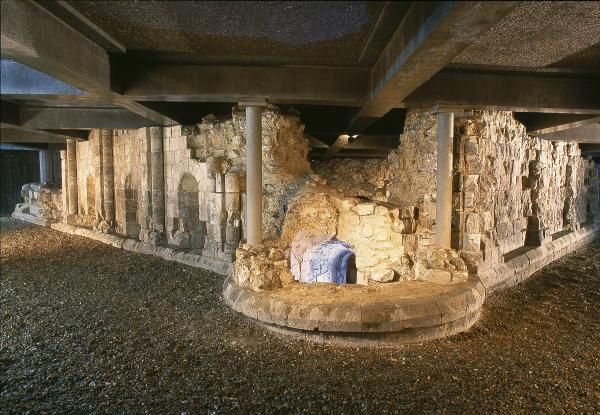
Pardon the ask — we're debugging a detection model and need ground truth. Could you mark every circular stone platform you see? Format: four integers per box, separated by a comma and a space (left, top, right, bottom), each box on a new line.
223, 277, 486, 346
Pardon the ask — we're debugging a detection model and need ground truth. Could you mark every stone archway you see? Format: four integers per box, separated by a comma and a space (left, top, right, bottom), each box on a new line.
176, 173, 204, 249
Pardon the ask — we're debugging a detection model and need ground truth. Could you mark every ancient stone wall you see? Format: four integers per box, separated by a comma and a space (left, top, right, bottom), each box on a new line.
311, 158, 388, 200
48, 106, 310, 273
181, 107, 312, 242
75, 133, 99, 226
163, 124, 211, 251
112, 129, 146, 238
386, 111, 439, 232
453, 111, 599, 273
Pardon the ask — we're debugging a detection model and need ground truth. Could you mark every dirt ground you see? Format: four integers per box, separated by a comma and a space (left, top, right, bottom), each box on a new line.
1, 218, 599, 414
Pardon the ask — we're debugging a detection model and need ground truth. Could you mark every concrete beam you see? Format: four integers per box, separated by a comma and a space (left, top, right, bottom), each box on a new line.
0, 0, 176, 126
0, 0, 109, 92
0, 142, 62, 151
347, 1, 519, 132
0, 127, 68, 144
323, 134, 352, 158
19, 106, 157, 129
35, 0, 126, 53
311, 149, 391, 159
115, 63, 369, 107
536, 124, 600, 143
517, 113, 600, 136
404, 70, 600, 114
345, 135, 400, 150
41, 129, 90, 140
320, 133, 400, 158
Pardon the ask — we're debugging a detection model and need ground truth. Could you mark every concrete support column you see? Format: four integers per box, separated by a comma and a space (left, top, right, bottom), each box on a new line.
66, 138, 78, 215
245, 105, 263, 246
101, 129, 115, 224
39, 150, 53, 185
149, 127, 165, 240
60, 150, 68, 221
435, 112, 454, 249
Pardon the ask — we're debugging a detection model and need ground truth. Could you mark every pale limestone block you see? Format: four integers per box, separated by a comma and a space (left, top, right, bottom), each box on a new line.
355, 202, 376, 216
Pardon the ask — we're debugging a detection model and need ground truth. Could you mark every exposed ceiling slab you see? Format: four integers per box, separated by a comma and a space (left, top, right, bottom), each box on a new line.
452, 2, 600, 68
515, 113, 600, 135
64, 0, 411, 67
536, 124, 600, 143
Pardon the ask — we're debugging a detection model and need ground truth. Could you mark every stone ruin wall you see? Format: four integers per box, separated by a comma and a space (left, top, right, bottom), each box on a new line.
61, 107, 312, 268
453, 112, 599, 272
312, 110, 599, 279
311, 158, 388, 200
233, 110, 467, 291
179, 107, 312, 242
75, 133, 98, 226
112, 128, 147, 238
18, 106, 598, 286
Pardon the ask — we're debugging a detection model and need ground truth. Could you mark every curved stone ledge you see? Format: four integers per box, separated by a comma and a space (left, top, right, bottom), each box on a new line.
223, 277, 485, 345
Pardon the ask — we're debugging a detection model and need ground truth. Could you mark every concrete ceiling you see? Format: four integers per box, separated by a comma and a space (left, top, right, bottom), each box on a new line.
1, 0, 599, 153
452, 1, 600, 69
57, 0, 411, 67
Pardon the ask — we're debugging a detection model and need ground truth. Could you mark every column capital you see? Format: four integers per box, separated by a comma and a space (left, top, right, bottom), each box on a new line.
431, 104, 469, 117
238, 99, 268, 108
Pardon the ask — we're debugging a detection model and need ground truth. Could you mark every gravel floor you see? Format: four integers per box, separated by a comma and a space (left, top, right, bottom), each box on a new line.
1, 218, 599, 414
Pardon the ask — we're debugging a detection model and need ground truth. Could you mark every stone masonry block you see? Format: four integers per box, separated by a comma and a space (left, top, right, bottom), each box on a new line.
207, 193, 225, 225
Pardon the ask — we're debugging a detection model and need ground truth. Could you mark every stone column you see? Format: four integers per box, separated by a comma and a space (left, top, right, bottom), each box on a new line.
245, 105, 263, 246
101, 129, 116, 226
149, 127, 165, 241
435, 112, 454, 248
39, 150, 53, 185
66, 138, 78, 215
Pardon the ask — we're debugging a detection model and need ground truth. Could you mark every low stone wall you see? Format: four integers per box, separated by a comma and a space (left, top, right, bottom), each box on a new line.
480, 223, 599, 292
48, 222, 232, 275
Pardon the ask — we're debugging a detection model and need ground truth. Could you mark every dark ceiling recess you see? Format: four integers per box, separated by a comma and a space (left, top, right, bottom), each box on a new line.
363, 108, 406, 136
280, 104, 361, 146
139, 102, 235, 126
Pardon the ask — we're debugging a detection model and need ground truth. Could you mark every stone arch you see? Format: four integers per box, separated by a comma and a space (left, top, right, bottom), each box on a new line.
176, 173, 204, 249
86, 175, 95, 216
122, 174, 140, 237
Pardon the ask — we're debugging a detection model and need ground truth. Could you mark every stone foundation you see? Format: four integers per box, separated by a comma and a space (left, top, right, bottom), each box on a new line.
12, 183, 62, 226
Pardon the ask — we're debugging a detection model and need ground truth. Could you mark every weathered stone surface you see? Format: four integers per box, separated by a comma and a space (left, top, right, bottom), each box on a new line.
355, 202, 376, 216
312, 158, 388, 200
14, 183, 62, 223
370, 267, 395, 283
